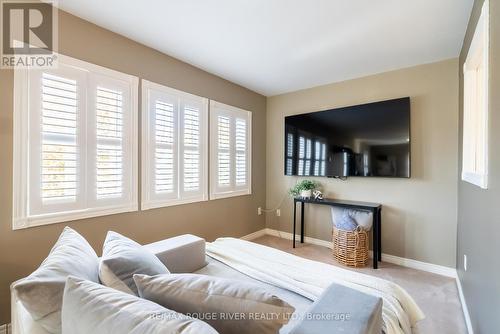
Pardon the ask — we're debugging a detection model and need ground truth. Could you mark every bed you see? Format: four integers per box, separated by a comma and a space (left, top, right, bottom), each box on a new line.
11, 234, 388, 334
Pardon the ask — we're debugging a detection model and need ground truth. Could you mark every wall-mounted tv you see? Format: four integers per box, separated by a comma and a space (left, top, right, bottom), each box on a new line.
284, 97, 410, 178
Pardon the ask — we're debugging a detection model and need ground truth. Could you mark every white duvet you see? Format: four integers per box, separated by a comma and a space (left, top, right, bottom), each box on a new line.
206, 238, 425, 334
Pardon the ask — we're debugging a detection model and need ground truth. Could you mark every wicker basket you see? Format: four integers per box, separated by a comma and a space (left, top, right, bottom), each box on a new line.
332, 226, 369, 267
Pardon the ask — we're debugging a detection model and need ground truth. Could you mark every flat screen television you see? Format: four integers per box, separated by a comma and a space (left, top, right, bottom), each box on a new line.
284, 97, 410, 178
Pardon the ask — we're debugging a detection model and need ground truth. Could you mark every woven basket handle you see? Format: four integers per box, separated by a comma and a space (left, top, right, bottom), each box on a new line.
355, 226, 363, 248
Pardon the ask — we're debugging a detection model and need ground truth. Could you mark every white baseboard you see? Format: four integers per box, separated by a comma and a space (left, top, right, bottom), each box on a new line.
379, 252, 457, 278
456, 275, 474, 334
243, 228, 457, 278
0, 323, 11, 334
240, 229, 268, 241
264, 228, 334, 248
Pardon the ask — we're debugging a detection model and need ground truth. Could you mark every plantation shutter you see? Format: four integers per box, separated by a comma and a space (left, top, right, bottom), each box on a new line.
41, 74, 79, 202
87, 73, 136, 208
217, 115, 231, 187
95, 87, 124, 199
180, 100, 206, 198
15, 54, 138, 229
28, 66, 87, 216
210, 101, 251, 199
154, 98, 177, 196
141, 80, 208, 209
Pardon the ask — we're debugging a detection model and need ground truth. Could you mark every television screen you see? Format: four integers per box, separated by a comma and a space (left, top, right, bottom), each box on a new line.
284, 97, 410, 178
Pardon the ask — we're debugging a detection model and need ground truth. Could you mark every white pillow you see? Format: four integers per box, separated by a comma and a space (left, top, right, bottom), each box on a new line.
99, 231, 170, 295
62, 276, 218, 334
134, 273, 295, 334
13, 227, 99, 334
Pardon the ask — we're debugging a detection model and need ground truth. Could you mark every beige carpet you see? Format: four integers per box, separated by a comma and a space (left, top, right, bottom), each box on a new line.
252, 235, 466, 334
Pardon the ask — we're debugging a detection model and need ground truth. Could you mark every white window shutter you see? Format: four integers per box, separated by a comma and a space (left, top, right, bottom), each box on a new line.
41, 73, 79, 201
180, 100, 207, 199
14, 54, 138, 229
235, 118, 247, 186
87, 72, 137, 209
210, 101, 251, 199
28, 65, 87, 217
217, 115, 231, 187
154, 99, 177, 195
141, 80, 208, 210
95, 87, 124, 199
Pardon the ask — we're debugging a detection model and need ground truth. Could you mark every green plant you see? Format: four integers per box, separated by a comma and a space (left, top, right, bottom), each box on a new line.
289, 180, 320, 197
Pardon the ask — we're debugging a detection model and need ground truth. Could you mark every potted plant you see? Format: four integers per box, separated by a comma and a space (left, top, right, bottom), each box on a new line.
289, 180, 320, 199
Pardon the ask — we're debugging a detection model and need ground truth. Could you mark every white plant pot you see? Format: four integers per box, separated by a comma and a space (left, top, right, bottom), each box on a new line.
300, 190, 312, 198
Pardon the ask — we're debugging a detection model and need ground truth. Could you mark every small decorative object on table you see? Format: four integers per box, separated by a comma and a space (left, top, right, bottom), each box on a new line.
313, 190, 323, 200
289, 180, 320, 199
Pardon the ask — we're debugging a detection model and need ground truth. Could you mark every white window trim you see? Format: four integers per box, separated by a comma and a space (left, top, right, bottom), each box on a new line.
13, 53, 139, 230
461, 0, 489, 189
141, 80, 209, 210
209, 100, 252, 200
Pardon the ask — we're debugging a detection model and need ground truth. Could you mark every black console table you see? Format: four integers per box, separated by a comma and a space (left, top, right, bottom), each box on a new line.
293, 198, 382, 269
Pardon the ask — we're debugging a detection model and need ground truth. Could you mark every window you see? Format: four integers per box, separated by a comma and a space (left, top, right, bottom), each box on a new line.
141, 80, 208, 209
13, 54, 138, 229
210, 101, 252, 199
462, 0, 489, 189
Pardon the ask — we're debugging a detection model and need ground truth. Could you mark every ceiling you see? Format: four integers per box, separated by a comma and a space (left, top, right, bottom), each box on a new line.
57, 0, 474, 96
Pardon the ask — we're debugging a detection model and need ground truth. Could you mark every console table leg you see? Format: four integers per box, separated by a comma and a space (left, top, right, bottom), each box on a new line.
293, 201, 296, 248
300, 202, 305, 243
373, 208, 379, 269
377, 208, 382, 261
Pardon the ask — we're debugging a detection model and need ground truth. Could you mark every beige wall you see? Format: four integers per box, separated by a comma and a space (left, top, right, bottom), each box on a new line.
266, 59, 459, 267
0, 11, 266, 324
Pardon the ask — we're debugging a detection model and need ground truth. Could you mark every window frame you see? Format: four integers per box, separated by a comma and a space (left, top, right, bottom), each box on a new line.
13, 54, 139, 230
141, 80, 209, 210
209, 100, 252, 200
461, 0, 489, 189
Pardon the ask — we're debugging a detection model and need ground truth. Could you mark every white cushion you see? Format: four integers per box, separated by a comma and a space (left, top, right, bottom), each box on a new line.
144, 234, 207, 273
134, 273, 295, 334
99, 231, 169, 295
62, 276, 218, 334
12, 227, 99, 334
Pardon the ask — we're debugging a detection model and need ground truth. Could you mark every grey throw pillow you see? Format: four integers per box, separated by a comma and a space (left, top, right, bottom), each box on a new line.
336, 212, 358, 231
62, 276, 218, 334
134, 273, 295, 334
13, 226, 99, 334
99, 231, 170, 295
331, 207, 373, 230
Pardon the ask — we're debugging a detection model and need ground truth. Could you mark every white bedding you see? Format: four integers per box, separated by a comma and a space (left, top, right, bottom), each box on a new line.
206, 238, 425, 334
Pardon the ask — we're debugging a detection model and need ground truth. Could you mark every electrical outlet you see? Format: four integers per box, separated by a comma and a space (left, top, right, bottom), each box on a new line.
276, 209, 281, 216
464, 254, 467, 271
257, 207, 262, 215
